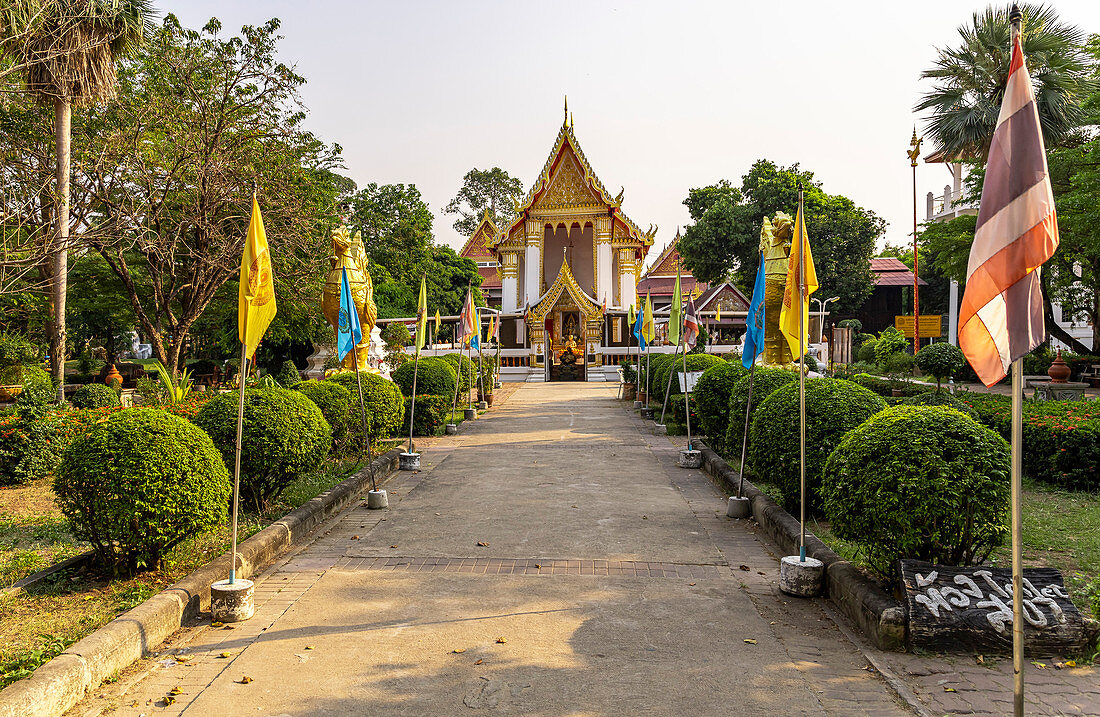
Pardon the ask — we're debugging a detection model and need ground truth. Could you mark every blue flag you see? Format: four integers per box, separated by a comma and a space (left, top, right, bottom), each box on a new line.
337, 267, 362, 361
742, 252, 766, 370
633, 303, 647, 351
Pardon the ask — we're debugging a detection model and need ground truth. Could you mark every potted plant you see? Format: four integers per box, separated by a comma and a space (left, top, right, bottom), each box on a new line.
619, 359, 637, 401
0, 333, 41, 401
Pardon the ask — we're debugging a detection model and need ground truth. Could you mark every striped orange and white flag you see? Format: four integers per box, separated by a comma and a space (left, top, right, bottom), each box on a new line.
958, 30, 1059, 387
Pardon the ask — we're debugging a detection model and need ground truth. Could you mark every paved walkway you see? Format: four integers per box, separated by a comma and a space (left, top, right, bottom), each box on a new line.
79, 383, 913, 716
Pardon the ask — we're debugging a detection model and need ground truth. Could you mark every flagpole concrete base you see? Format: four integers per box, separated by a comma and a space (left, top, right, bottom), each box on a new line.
640, 407, 654, 419
477, 400, 488, 410
654, 424, 667, 435
726, 496, 751, 519
399, 452, 420, 471
677, 449, 703, 469
463, 408, 477, 421
779, 555, 824, 597
444, 423, 458, 435
210, 579, 254, 623
367, 489, 389, 509
633, 400, 643, 409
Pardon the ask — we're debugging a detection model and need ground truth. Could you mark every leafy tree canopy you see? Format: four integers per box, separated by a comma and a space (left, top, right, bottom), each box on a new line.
678, 160, 883, 314
444, 167, 523, 237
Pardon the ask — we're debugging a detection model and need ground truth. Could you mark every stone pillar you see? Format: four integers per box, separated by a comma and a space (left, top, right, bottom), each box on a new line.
617, 248, 637, 309
501, 251, 519, 313
524, 221, 541, 306
595, 216, 613, 307
926, 191, 934, 221
948, 278, 959, 346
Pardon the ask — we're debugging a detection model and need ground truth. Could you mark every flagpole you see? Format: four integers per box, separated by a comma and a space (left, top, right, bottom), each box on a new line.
736, 361, 757, 499
798, 184, 807, 563
229, 345, 248, 584
407, 349, 420, 455
678, 263, 694, 450
449, 319, 461, 421
352, 340, 376, 492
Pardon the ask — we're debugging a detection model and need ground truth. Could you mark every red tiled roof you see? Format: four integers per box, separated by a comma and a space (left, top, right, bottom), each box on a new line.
478, 266, 501, 288
874, 270, 927, 287
636, 276, 707, 295
870, 257, 910, 272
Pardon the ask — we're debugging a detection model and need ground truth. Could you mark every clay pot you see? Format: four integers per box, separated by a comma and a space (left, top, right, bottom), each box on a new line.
105, 364, 123, 388
1048, 350, 1071, 383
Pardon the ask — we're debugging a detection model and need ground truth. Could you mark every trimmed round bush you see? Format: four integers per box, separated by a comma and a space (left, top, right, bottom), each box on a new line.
692, 361, 748, 453
822, 405, 1010, 578
915, 342, 966, 389
724, 366, 798, 457
644, 353, 677, 398
440, 353, 476, 392
70, 383, 120, 409
194, 387, 331, 508
658, 353, 723, 399
403, 394, 450, 436
293, 379, 352, 439
15, 366, 54, 410
274, 359, 301, 387
54, 409, 230, 573
326, 371, 404, 439
856, 339, 878, 364
903, 390, 975, 417
749, 377, 886, 512
392, 356, 457, 398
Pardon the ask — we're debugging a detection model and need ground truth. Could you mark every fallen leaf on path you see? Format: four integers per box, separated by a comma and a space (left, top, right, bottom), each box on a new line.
477, 542, 489, 547
237, 676, 253, 684
169, 686, 183, 696
1031, 661, 1048, 669
976, 655, 984, 665
452, 648, 467, 654
390, 545, 398, 548
211, 621, 224, 628
738, 565, 750, 571
642, 515, 648, 520
164, 696, 176, 706
743, 639, 757, 645
943, 687, 957, 693
305, 645, 314, 650
174, 655, 192, 663
689, 583, 696, 586
534, 564, 542, 569
571, 504, 578, 508
350, 535, 360, 540
474, 659, 484, 665
496, 637, 507, 644
1066, 660, 1078, 668
218, 652, 232, 659
223, 624, 235, 630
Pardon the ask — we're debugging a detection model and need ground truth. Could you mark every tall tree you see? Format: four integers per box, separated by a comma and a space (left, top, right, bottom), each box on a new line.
350, 182, 434, 287
80, 15, 344, 373
444, 167, 523, 237
678, 160, 882, 315
916, 3, 1095, 160
0, 0, 154, 400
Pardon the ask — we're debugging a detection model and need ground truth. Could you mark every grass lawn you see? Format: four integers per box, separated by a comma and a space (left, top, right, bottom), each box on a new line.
0, 453, 366, 689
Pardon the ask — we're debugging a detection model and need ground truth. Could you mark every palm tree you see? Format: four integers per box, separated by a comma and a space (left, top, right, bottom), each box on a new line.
916, 3, 1095, 160
0, 0, 153, 401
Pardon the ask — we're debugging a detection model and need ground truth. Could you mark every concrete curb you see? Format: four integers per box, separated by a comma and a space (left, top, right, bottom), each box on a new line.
0, 446, 405, 717
697, 445, 908, 651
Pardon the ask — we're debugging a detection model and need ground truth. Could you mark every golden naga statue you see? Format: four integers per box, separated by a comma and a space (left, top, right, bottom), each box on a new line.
761, 212, 794, 365
321, 223, 378, 371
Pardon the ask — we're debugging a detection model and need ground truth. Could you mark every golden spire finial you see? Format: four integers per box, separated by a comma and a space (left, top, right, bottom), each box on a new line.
564, 95, 568, 124
570, 112, 574, 129
907, 126, 923, 167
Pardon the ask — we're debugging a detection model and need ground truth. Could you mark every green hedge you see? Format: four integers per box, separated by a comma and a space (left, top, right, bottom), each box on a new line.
666, 393, 698, 430
845, 373, 934, 398
402, 394, 451, 436
392, 356, 457, 398
325, 371, 405, 439
655, 353, 723, 401
194, 387, 331, 508
692, 361, 748, 453
724, 367, 798, 458
902, 390, 975, 417
749, 377, 886, 512
914, 342, 966, 388
822, 405, 1009, 579
54, 409, 230, 574
644, 353, 677, 399
293, 379, 352, 440
956, 394, 1100, 490
70, 383, 120, 409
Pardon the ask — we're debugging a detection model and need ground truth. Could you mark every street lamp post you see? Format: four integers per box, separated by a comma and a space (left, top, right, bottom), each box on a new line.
810, 296, 839, 344
908, 128, 923, 354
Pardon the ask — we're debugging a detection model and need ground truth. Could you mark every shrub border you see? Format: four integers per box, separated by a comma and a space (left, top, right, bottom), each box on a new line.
695, 443, 908, 651
0, 446, 406, 717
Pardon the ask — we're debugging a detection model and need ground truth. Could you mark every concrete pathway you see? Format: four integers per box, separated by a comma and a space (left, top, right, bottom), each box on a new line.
77, 383, 909, 717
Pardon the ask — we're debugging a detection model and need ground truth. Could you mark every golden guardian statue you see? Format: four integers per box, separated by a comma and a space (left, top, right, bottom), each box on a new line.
761, 212, 794, 365
321, 222, 377, 371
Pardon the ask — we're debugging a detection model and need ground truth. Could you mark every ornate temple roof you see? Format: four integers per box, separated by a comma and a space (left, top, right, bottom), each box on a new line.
637, 229, 709, 300
458, 210, 502, 289
490, 105, 656, 253
528, 253, 602, 324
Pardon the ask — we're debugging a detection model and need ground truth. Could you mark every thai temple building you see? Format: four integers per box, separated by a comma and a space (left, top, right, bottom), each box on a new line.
452, 110, 747, 381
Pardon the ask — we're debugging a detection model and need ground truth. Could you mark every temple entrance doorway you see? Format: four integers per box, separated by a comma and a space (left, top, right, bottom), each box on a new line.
549, 309, 585, 381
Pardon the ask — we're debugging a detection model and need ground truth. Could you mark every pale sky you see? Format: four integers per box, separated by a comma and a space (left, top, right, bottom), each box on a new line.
168, 0, 1100, 272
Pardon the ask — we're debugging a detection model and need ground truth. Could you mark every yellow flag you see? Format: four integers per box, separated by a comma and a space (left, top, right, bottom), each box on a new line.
715, 302, 722, 323
238, 195, 277, 358
435, 309, 442, 333
642, 291, 655, 343
415, 274, 427, 352
779, 197, 818, 359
